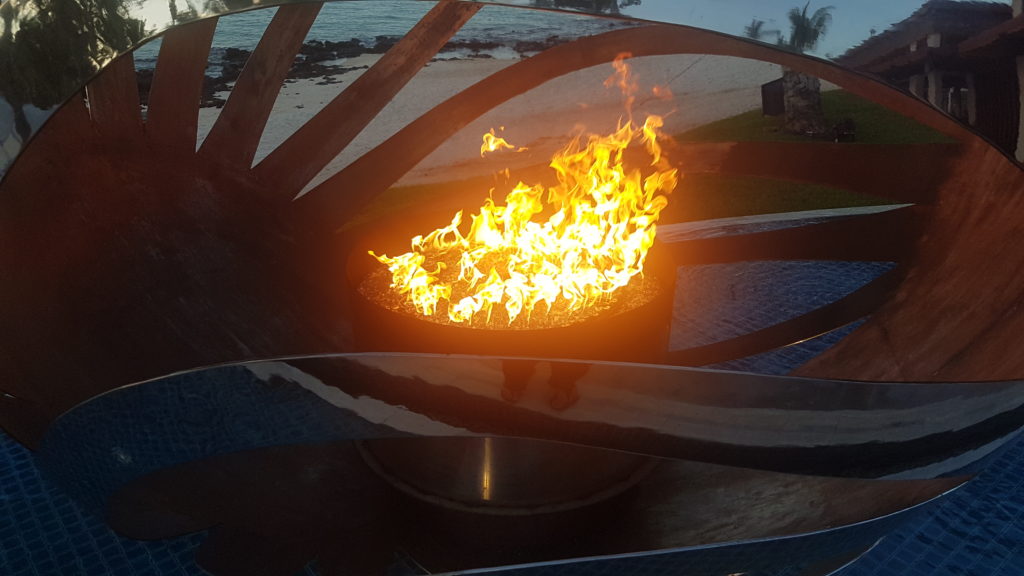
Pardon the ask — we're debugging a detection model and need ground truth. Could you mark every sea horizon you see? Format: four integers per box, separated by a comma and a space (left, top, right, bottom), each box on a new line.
132, 1, 632, 71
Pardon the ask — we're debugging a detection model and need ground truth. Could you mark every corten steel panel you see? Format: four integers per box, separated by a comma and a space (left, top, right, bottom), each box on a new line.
0, 8, 987, 421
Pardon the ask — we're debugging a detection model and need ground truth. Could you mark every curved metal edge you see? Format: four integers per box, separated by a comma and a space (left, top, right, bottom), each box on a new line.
42, 349, 1024, 435
36, 362, 971, 574
440, 476, 967, 575
35, 351, 1024, 500
3, 0, 1007, 183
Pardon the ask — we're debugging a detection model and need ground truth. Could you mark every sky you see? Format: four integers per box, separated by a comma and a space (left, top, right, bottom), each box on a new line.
617, 0, 1013, 59
129, 0, 1016, 61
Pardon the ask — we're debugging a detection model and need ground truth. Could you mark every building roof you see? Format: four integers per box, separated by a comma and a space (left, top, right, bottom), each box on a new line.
839, 1, 1011, 69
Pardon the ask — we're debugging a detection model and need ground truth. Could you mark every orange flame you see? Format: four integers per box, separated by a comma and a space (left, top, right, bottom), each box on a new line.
480, 128, 516, 157
652, 85, 674, 100
604, 52, 638, 119
371, 60, 679, 326
480, 127, 526, 157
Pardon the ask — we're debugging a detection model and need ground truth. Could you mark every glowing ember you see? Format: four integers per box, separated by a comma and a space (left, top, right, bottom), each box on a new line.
369, 58, 679, 328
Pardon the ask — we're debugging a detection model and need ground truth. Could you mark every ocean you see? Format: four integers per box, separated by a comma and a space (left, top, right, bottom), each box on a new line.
132, 1, 628, 70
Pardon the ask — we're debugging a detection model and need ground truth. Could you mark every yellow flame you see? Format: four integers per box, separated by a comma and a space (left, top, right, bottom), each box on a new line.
480, 127, 526, 157
604, 52, 638, 120
481, 128, 515, 156
371, 61, 679, 327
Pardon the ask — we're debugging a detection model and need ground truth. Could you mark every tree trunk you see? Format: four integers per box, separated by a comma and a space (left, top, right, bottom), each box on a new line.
782, 68, 827, 136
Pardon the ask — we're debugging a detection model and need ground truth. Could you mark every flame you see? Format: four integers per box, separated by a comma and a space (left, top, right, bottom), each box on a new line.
604, 52, 638, 119
370, 60, 679, 327
475, 127, 516, 156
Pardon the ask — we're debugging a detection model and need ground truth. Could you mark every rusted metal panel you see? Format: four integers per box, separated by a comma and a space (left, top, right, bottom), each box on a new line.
253, 0, 482, 199
798, 141, 1024, 381
146, 18, 219, 152
663, 206, 922, 265
198, 3, 321, 168
85, 53, 143, 139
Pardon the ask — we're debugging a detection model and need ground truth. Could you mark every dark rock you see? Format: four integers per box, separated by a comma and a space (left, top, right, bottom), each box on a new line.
367, 35, 400, 54
201, 74, 232, 108
441, 39, 502, 53
216, 48, 250, 84
513, 35, 564, 55
324, 38, 365, 58
300, 40, 336, 63
136, 69, 154, 107
219, 61, 244, 83
222, 47, 251, 63
288, 59, 369, 81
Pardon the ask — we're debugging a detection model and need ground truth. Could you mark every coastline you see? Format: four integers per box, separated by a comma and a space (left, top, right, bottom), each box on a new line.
180, 51, 782, 193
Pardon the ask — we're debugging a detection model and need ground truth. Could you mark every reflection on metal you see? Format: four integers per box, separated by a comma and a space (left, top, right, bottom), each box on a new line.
482, 436, 493, 501
38, 356, 972, 574
359, 436, 658, 513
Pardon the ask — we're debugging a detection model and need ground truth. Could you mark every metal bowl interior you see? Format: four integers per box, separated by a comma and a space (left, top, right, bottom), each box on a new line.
359, 436, 659, 515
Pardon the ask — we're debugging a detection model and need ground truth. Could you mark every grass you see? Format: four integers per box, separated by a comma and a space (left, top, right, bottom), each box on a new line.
338, 172, 506, 234
663, 172, 898, 223
676, 89, 954, 145
347, 169, 896, 234
346, 92, 931, 232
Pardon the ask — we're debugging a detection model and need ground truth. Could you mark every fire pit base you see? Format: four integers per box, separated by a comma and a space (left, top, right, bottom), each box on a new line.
358, 437, 659, 515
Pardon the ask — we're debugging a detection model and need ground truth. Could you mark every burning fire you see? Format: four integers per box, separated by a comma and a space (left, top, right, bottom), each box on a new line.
370, 58, 679, 327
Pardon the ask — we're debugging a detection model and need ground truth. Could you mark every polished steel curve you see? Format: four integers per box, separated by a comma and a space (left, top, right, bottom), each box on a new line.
37, 354, 972, 574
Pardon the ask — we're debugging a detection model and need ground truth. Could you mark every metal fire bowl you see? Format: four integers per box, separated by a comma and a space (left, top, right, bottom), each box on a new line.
358, 436, 658, 514
345, 213, 672, 511
344, 213, 675, 364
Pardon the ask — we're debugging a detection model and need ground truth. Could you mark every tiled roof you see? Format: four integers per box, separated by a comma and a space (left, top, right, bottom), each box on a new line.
840, 0, 1011, 68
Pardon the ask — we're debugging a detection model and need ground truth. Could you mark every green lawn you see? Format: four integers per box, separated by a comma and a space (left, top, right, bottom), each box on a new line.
346, 94, 930, 232
347, 169, 896, 234
676, 89, 953, 145
663, 173, 897, 223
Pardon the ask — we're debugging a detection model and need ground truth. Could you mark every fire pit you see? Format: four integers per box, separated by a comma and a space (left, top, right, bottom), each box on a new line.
346, 59, 680, 513
350, 60, 678, 363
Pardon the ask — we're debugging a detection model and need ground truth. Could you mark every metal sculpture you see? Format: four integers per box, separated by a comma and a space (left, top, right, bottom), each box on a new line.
1, 0, 1022, 574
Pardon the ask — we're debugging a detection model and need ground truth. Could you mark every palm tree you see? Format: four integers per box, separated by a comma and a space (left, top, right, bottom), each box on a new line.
744, 18, 766, 40
778, 3, 834, 135
0, 0, 146, 143
743, 17, 781, 43
783, 2, 833, 53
